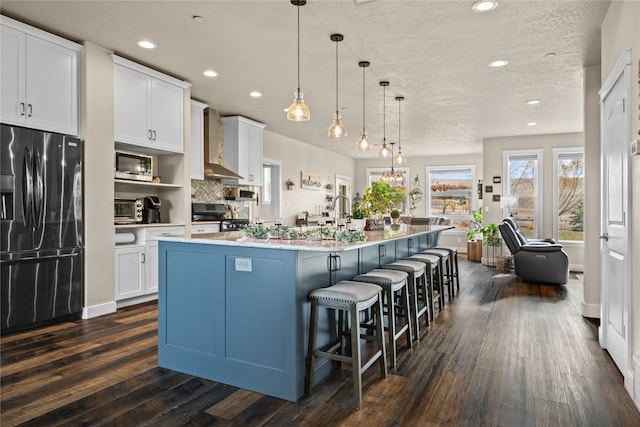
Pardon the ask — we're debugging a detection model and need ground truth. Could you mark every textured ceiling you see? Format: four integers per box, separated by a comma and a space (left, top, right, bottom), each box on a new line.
1, 0, 610, 159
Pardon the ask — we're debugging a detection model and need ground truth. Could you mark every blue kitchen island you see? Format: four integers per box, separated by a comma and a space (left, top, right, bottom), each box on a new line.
156, 224, 451, 402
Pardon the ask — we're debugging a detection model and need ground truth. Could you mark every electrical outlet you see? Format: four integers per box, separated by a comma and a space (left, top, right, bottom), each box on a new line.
235, 258, 252, 272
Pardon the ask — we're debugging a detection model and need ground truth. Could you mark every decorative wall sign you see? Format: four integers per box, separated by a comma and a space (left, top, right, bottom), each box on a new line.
485, 185, 493, 193
301, 171, 322, 190
493, 194, 501, 202
493, 176, 501, 183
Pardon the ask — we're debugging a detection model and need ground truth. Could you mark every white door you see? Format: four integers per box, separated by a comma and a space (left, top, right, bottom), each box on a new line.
599, 49, 631, 380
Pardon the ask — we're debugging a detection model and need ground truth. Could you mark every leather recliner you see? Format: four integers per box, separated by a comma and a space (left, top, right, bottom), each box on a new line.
502, 217, 559, 246
499, 220, 569, 285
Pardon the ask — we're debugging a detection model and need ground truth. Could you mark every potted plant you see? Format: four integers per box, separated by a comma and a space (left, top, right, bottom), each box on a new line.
390, 209, 401, 224
466, 208, 484, 262
285, 178, 295, 191
360, 181, 406, 230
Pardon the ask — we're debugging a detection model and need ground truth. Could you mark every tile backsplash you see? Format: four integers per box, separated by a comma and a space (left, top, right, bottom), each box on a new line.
191, 179, 249, 219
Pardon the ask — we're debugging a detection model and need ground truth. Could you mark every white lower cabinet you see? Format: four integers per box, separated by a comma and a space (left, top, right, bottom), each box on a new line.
114, 226, 184, 305
114, 244, 145, 300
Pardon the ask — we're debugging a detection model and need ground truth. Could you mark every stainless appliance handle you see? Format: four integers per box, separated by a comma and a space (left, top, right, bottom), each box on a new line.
0, 252, 79, 264
23, 146, 34, 229
33, 147, 44, 230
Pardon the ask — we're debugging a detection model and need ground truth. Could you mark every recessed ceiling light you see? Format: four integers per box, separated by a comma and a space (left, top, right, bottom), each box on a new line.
527, 122, 537, 126
250, 91, 262, 98
137, 40, 156, 49
489, 60, 508, 68
203, 70, 218, 77
526, 99, 541, 105
472, 0, 499, 12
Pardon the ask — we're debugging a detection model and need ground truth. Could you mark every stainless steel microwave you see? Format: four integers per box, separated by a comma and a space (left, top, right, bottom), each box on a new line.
114, 198, 143, 224
114, 150, 153, 182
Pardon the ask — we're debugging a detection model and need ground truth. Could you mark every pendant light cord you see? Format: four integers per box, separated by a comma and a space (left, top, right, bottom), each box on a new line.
297, 4, 301, 92
383, 84, 386, 143
362, 66, 366, 128
335, 41, 339, 112
398, 98, 401, 150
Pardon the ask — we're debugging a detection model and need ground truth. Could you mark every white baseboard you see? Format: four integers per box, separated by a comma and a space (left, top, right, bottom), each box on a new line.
570, 264, 584, 273
581, 302, 600, 319
116, 293, 158, 309
82, 301, 117, 319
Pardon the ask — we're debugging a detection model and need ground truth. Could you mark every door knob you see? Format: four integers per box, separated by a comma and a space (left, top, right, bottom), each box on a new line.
599, 233, 609, 241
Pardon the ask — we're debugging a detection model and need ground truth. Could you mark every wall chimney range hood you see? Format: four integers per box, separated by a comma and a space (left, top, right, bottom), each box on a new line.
203, 108, 244, 180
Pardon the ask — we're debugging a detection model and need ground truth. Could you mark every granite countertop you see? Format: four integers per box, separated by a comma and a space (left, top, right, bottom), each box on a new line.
157, 224, 453, 252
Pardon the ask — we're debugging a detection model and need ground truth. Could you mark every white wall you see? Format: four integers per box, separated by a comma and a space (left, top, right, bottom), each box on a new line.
482, 133, 585, 268
582, 64, 602, 318
257, 130, 356, 225
81, 42, 116, 316
601, 0, 640, 358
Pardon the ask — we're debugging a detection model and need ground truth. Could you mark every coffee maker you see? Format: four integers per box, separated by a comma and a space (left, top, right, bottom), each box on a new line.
143, 196, 161, 223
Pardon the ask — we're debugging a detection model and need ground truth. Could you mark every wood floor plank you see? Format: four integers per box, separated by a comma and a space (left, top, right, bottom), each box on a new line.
2, 260, 639, 426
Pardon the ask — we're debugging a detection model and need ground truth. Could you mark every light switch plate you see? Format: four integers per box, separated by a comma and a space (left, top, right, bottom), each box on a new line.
235, 258, 252, 272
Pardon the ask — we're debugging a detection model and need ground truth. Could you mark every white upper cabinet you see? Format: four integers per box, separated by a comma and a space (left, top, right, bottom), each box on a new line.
190, 100, 208, 180
222, 116, 266, 187
0, 16, 81, 136
113, 55, 190, 154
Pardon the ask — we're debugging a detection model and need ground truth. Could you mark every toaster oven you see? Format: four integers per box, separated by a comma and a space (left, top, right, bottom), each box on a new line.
114, 198, 143, 224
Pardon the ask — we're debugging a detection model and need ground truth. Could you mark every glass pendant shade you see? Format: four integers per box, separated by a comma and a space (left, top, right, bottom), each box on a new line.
328, 112, 347, 137
395, 148, 405, 165
379, 140, 391, 157
356, 129, 372, 150
287, 89, 310, 121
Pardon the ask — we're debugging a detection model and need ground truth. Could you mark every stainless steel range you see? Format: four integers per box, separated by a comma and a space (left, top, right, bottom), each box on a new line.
191, 203, 250, 232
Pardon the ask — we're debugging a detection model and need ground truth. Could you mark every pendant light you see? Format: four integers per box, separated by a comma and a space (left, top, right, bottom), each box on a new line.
355, 61, 372, 150
378, 81, 391, 157
394, 96, 406, 165
328, 34, 347, 137
287, 0, 310, 121
382, 141, 403, 185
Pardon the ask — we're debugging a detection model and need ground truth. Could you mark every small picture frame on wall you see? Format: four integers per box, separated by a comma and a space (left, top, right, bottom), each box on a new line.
493, 176, 501, 183
485, 185, 493, 193
493, 194, 501, 202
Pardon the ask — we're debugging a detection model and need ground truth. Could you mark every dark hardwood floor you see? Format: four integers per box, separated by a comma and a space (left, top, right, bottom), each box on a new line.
2, 258, 639, 426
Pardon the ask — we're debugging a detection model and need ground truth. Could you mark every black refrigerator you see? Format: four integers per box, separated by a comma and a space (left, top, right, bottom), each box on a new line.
1, 124, 83, 335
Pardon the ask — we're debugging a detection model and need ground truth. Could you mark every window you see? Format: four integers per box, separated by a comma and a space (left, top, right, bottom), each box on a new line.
262, 163, 272, 205
503, 149, 543, 238
426, 165, 475, 230
553, 148, 584, 242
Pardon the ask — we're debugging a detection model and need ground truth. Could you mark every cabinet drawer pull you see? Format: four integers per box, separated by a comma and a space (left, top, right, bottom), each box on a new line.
27, 104, 33, 117
141, 253, 146, 263
152, 130, 157, 140
19, 102, 25, 116
148, 129, 153, 140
